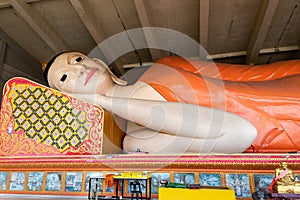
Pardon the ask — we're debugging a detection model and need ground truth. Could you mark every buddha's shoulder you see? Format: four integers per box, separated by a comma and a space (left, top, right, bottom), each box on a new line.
114, 82, 166, 101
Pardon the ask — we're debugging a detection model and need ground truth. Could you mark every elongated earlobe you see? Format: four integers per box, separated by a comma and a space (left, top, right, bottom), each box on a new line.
92, 58, 127, 86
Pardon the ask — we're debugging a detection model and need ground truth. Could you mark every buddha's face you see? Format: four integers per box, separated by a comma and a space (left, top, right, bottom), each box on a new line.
47, 52, 109, 94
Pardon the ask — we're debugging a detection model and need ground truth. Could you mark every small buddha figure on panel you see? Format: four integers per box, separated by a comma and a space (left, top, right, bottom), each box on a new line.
275, 162, 295, 186
273, 162, 300, 194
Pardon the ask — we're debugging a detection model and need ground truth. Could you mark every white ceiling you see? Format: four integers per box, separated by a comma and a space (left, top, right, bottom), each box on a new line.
0, 0, 299, 76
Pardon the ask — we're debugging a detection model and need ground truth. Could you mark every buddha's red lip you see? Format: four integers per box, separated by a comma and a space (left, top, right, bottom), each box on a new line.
84, 69, 97, 85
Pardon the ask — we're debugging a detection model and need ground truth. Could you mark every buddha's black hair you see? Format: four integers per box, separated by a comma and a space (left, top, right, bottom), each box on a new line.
43, 52, 69, 86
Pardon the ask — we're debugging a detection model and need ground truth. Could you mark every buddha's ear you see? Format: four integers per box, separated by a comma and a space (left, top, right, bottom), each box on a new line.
92, 58, 127, 86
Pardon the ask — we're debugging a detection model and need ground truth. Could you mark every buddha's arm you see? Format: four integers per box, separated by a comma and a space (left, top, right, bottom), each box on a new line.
74, 93, 257, 141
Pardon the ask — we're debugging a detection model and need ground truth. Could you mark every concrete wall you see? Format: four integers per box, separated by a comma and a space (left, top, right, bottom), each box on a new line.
0, 28, 44, 101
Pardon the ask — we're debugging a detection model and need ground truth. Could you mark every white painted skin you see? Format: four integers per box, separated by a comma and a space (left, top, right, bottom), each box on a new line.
47, 52, 257, 154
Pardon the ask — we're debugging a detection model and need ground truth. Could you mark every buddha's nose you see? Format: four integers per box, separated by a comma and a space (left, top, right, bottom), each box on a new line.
76, 64, 88, 76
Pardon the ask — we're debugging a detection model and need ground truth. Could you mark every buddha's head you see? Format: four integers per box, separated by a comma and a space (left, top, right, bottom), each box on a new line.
44, 52, 127, 94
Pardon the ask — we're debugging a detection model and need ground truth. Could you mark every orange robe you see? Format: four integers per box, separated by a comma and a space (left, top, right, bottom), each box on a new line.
139, 56, 300, 153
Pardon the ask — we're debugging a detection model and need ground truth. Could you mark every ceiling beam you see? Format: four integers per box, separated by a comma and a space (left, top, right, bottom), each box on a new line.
246, 0, 279, 64
0, 0, 42, 8
8, 0, 70, 54
118, 44, 299, 68
69, 0, 124, 74
199, 0, 210, 60
68, 0, 107, 45
133, 0, 162, 61
207, 45, 299, 60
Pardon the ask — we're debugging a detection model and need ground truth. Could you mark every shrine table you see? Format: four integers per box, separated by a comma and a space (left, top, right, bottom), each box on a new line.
113, 175, 152, 200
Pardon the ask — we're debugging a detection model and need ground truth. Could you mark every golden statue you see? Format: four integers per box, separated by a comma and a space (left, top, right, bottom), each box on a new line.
276, 162, 294, 186
273, 162, 300, 193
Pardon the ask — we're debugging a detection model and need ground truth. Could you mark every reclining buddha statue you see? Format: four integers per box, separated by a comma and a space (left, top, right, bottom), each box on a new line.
43, 52, 300, 154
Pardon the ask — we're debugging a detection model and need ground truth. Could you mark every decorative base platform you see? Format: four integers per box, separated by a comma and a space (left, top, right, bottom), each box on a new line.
0, 154, 300, 199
